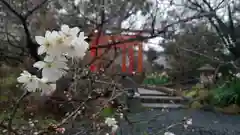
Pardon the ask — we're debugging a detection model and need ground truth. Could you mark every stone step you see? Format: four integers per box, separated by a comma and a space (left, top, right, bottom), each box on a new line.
138, 88, 167, 96
141, 103, 185, 108
139, 95, 183, 100
139, 96, 184, 104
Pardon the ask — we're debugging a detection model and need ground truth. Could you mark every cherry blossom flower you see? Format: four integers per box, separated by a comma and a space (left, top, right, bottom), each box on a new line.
105, 117, 117, 127
64, 33, 89, 59
60, 24, 80, 37
35, 31, 61, 55
164, 132, 175, 135
111, 125, 118, 132
18, 25, 88, 97
17, 70, 41, 92
17, 71, 56, 94
33, 57, 69, 82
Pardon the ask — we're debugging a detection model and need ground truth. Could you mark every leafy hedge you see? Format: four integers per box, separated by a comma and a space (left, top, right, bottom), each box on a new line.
142, 72, 170, 85
211, 78, 240, 107
184, 76, 240, 113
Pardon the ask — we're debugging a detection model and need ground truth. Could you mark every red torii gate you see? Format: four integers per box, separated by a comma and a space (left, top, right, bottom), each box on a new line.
89, 32, 143, 73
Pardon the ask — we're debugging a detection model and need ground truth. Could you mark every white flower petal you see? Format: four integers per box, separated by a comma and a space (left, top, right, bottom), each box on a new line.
61, 24, 69, 33
40, 77, 49, 83
79, 32, 87, 39
33, 61, 46, 69
38, 45, 47, 55
42, 68, 62, 82
44, 55, 54, 62
70, 27, 80, 36
45, 30, 51, 37
164, 132, 175, 135
40, 83, 56, 96
17, 76, 29, 83
111, 125, 118, 132
22, 70, 31, 76
35, 36, 46, 45
24, 78, 40, 92
50, 83, 56, 90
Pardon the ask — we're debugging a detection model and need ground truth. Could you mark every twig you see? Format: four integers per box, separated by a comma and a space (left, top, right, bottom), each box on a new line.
154, 122, 183, 135
24, 0, 49, 18
89, 12, 214, 50
0, 123, 19, 135
7, 91, 29, 135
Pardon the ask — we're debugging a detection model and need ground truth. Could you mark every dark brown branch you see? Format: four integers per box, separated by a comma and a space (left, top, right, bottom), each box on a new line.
0, 0, 48, 61
7, 91, 30, 135
24, 0, 49, 18
0, 123, 19, 135
0, 0, 24, 20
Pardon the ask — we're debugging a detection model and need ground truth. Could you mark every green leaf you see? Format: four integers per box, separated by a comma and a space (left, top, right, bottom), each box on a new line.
0, 95, 8, 101
185, 90, 198, 98
101, 107, 114, 117
143, 131, 149, 135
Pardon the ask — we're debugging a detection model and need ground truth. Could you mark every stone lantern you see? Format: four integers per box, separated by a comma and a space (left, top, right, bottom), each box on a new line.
197, 64, 215, 88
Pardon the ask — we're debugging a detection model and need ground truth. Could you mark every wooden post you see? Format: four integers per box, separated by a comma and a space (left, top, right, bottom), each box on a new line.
121, 44, 127, 72
137, 43, 143, 73
128, 45, 134, 73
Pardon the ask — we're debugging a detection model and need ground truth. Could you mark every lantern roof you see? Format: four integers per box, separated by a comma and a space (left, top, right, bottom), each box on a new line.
197, 64, 215, 71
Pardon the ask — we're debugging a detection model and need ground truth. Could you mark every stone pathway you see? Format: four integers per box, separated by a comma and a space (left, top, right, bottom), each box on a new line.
118, 109, 240, 135
63, 109, 240, 135
137, 88, 186, 109
62, 88, 240, 135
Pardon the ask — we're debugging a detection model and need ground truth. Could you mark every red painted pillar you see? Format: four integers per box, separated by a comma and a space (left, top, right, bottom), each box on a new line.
128, 45, 134, 73
121, 44, 127, 72
137, 43, 143, 73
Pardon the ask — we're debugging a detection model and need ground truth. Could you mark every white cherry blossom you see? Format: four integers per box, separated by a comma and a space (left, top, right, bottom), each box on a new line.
164, 132, 175, 135
18, 25, 88, 96
105, 117, 117, 127
65, 35, 89, 58
17, 70, 40, 92
40, 83, 56, 96
33, 56, 69, 82
35, 31, 60, 55
60, 24, 80, 37
111, 125, 118, 132
17, 71, 55, 93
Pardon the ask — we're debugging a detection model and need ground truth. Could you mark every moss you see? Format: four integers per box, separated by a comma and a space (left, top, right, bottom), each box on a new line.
198, 89, 210, 100
190, 101, 203, 109
184, 90, 198, 98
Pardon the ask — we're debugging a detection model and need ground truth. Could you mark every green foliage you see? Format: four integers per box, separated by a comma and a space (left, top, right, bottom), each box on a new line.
100, 107, 114, 117
183, 83, 203, 98
211, 78, 240, 107
0, 68, 22, 106
0, 73, 18, 89
143, 72, 170, 85
191, 101, 203, 109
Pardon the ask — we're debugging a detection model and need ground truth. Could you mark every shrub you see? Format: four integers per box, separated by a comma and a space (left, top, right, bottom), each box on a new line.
143, 72, 170, 85
210, 78, 240, 107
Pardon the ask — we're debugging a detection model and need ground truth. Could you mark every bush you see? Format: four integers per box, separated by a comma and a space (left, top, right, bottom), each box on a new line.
143, 72, 170, 85
210, 78, 240, 107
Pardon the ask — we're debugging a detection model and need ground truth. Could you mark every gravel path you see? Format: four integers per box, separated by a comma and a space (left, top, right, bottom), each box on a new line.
63, 109, 240, 135
119, 109, 240, 135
